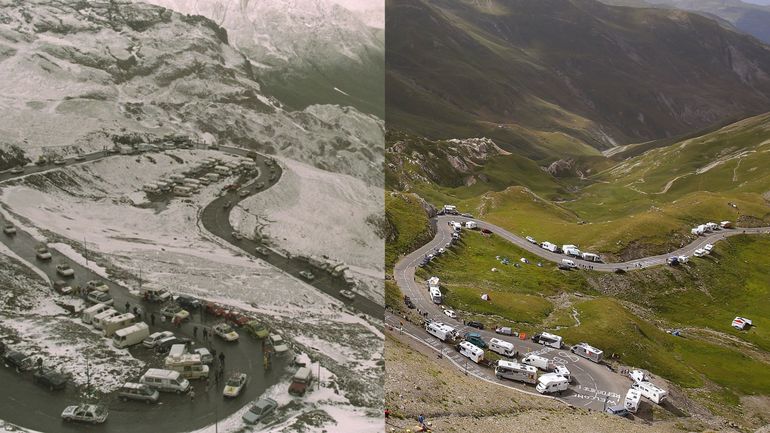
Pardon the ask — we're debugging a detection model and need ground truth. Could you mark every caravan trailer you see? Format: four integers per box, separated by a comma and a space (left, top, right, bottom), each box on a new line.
92, 308, 120, 330
541, 242, 559, 253
464, 221, 477, 229
425, 321, 457, 342
82, 303, 112, 324
624, 388, 642, 413
631, 381, 668, 404
113, 322, 150, 349
488, 338, 517, 357
429, 286, 443, 304
102, 313, 136, 337
570, 342, 603, 363
457, 341, 484, 364
495, 360, 537, 384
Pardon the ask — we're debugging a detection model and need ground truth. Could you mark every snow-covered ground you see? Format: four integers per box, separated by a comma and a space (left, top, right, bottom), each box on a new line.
230, 156, 384, 304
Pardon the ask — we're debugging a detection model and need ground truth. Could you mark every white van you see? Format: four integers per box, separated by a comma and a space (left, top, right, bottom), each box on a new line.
625, 388, 641, 413
488, 338, 516, 358
82, 303, 111, 324
165, 354, 209, 379
632, 381, 668, 404
581, 252, 601, 262
561, 259, 576, 268
464, 221, 477, 229
92, 308, 120, 330
102, 313, 136, 337
562, 245, 581, 257
521, 354, 553, 371
425, 321, 456, 342
532, 332, 563, 349
495, 360, 537, 384
155, 180, 172, 192
536, 373, 569, 394
140, 368, 190, 394
429, 286, 442, 304
570, 342, 603, 363
457, 341, 484, 364
113, 322, 150, 349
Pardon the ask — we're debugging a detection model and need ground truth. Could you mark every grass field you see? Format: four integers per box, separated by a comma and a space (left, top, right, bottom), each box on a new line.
385, 192, 433, 270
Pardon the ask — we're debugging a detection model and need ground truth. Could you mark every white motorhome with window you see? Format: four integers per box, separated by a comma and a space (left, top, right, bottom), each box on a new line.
570, 342, 603, 363
495, 360, 537, 384
464, 221, 477, 229
541, 242, 558, 252
522, 354, 553, 371
155, 180, 171, 192
169, 174, 185, 184
632, 381, 667, 404
561, 259, 576, 268
140, 369, 190, 393
457, 341, 484, 364
625, 388, 641, 413
581, 252, 601, 262
214, 165, 230, 175
92, 308, 120, 330
102, 313, 136, 337
425, 322, 456, 342
113, 322, 150, 349
536, 373, 569, 394
429, 286, 443, 304
82, 303, 112, 324
553, 365, 571, 382
165, 353, 209, 379
706, 222, 719, 231
205, 173, 220, 182
427, 276, 440, 288
451, 222, 462, 231
173, 186, 193, 197
562, 245, 582, 257
142, 183, 160, 193
488, 338, 516, 357
532, 332, 563, 349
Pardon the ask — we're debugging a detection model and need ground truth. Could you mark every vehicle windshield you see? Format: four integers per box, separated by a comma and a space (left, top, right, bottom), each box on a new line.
226, 376, 242, 386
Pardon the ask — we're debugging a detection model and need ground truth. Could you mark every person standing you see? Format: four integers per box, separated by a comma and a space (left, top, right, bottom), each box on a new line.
189, 387, 195, 401
202, 327, 208, 341
124, 302, 130, 313
218, 352, 225, 366
150, 313, 156, 326
193, 326, 198, 339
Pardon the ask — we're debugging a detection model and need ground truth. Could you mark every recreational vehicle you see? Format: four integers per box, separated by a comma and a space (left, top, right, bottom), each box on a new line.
451, 222, 463, 231
142, 183, 160, 193
541, 242, 559, 252
81, 303, 111, 324
155, 181, 172, 192
553, 365, 571, 382
570, 342, 603, 363
102, 313, 135, 337
425, 321, 457, 342
442, 205, 458, 215
631, 381, 668, 404
693, 248, 708, 257
427, 276, 440, 288
582, 252, 601, 262
464, 221, 477, 229
536, 373, 569, 394
140, 369, 190, 393
214, 165, 230, 175
92, 308, 120, 330
532, 332, 563, 349
169, 174, 185, 184
561, 259, 577, 268
429, 286, 443, 304
165, 354, 209, 379
706, 222, 719, 231
173, 186, 193, 197
205, 173, 220, 182
495, 360, 537, 384
488, 338, 517, 357
113, 323, 150, 349
457, 341, 484, 364
562, 245, 581, 257
625, 388, 642, 413
522, 354, 553, 371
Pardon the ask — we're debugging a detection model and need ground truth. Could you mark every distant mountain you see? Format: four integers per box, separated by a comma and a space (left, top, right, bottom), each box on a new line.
386, 0, 770, 162
140, 0, 385, 117
600, 0, 770, 44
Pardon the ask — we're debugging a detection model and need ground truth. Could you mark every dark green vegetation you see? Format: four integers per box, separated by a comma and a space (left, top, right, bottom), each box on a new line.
385, 192, 433, 269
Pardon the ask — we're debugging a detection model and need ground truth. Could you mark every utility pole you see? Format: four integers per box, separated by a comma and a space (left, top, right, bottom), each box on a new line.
83, 236, 89, 265
138, 265, 142, 289
317, 358, 321, 391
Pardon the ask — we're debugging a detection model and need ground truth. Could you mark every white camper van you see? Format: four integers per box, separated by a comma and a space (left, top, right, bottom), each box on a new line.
165, 353, 209, 379
495, 360, 537, 384
522, 354, 553, 371
429, 286, 443, 304
561, 259, 577, 269
142, 183, 160, 193
632, 381, 667, 404
102, 313, 135, 337
457, 341, 484, 364
425, 322, 456, 342
205, 173, 220, 182
464, 221, 477, 229
214, 165, 230, 175
553, 365, 571, 383
488, 338, 517, 357
92, 308, 120, 330
140, 368, 191, 393
427, 276, 440, 288
532, 332, 563, 349
582, 252, 601, 263
82, 303, 112, 324
113, 322, 150, 349
625, 388, 642, 413
570, 342, 603, 363
562, 245, 582, 257
536, 373, 569, 394
169, 174, 185, 184
541, 242, 558, 252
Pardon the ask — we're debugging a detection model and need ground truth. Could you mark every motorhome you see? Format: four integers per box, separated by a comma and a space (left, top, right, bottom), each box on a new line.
693, 248, 708, 257
582, 252, 601, 263
570, 342, 603, 363
81, 303, 112, 324
197, 176, 210, 185
155, 180, 171, 192
631, 381, 668, 404
165, 354, 209, 379
169, 174, 185, 184
495, 327, 514, 336
425, 321, 457, 342
532, 332, 563, 349
562, 245, 581, 257
183, 178, 201, 190
205, 173, 220, 182
427, 276, 440, 288
464, 221, 477, 229
92, 308, 120, 330
140, 369, 190, 393
102, 313, 136, 337
706, 222, 719, 231
536, 373, 569, 394
442, 204, 458, 215
142, 183, 160, 193
451, 221, 463, 231
561, 259, 576, 269
429, 286, 443, 304
488, 338, 516, 358
691, 227, 703, 236
214, 165, 230, 175
173, 186, 193, 197
457, 341, 484, 364
553, 365, 571, 382
113, 322, 150, 349
541, 242, 558, 252
522, 354, 553, 371
625, 388, 642, 413
495, 360, 537, 384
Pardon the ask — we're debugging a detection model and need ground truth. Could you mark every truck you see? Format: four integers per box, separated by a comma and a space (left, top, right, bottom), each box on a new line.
102, 313, 136, 337
113, 322, 150, 349
624, 388, 641, 413
570, 342, 603, 363
536, 373, 569, 394
631, 381, 668, 404
425, 321, 457, 342
429, 286, 443, 304
521, 354, 554, 371
532, 332, 563, 349
488, 338, 517, 357
495, 360, 537, 384
457, 341, 484, 364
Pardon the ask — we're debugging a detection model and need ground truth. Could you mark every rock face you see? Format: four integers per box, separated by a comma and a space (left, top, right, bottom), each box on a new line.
0, 0, 383, 184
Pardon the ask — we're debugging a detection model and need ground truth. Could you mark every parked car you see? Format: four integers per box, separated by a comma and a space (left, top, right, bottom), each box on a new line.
35, 246, 52, 260
238, 190, 249, 197
223, 372, 248, 397
193, 347, 214, 364
299, 270, 315, 281
213, 323, 239, 342
74, 155, 86, 161
254, 246, 270, 256
232, 231, 244, 241
118, 382, 159, 404
339, 289, 356, 301
155, 337, 192, 355
466, 321, 485, 330
254, 182, 265, 190
87, 291, 113, 306
10, 166, 24, 174
3, 224, 17, 235
86, 280, 110, 292
3, 350, 35, 372
143, 331, 174, 349
242, 397, 278, 424
244, 320, 269, 339
269, 333, 290, 354
605, 405, 630, 417
52, 280, 74, 295
33, 368, 67, 391
404, 297, 415, 309
175, 295, 202, 310
56, 264, 75, 278
53, 158, 66, 166
160, 305, 190, 322
61, 404, 108, 424
444, 309, 457, 319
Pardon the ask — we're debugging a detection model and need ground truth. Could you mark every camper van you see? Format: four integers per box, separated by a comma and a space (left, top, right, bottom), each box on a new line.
140, 369, 190, 394
522, 354, 553, 371
464, 221, 477, 229
155, 180, 172, 192
142, 183, 160, 193
495, 360, 537, 384
560, 259, 577, 269
429, 286, 443, 304
457, 341, 484, 364
562, 245, 581, 257
693, 248, 708, 257
81, 303, 112, 324
113, 323, 150, 349
536, 373, 569, 394
582, 252, 601, 263
631, 381, 668, 404
214, 165, 231, 175
205, 173, 220, 182
488, 338, 517, 358
165, 354, 209, 379
706, 222, 719, 231
570, 342, 603, 363
625, 388, 642, 413
169, 174, 185, 184
173, 186, 193, 197
451, 222, 463, 232
92, 308, 120, 330
102, 313, 136, 337
425, 322, 457, 342
553, 365, 571, 382
532, 332, 563, 349
541, 242, 559, 252
427, 276, 440, 288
